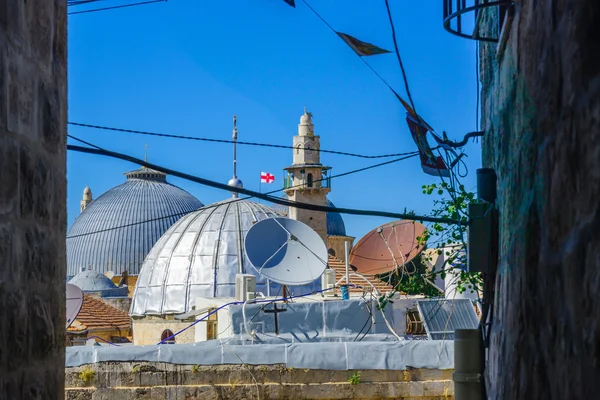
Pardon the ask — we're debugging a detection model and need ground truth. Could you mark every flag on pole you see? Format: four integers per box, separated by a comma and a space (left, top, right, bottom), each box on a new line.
282, 0, 296, 7
261, 172, 275, 184
336, 32, 391, 57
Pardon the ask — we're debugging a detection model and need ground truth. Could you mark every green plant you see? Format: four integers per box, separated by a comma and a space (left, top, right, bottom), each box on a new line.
78, 365, 95, 383
418, 182, 482, 295
192, 364, 200, 373
132, 365, 140, 373
348, 371, 361, 385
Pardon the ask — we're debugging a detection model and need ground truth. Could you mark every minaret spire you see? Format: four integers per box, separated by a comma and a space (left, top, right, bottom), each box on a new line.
227, 115, 243, 197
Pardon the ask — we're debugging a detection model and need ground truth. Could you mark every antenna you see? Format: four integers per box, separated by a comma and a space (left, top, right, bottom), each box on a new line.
66, 283, 84, 329
349, 220, 426, 275
145, 144, 148, 163
232, 115, 238, 178
244, 217, 327, 285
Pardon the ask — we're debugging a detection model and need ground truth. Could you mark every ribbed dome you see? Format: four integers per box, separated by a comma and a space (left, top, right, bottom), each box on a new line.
270, 197, 347, 236
130, 198, 321, 316
67, 168, 204, 276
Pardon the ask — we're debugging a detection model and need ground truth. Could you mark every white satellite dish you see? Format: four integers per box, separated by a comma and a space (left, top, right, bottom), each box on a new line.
244, 217, 327, 285
66, 283, 84, 329
105, 270, 115, 280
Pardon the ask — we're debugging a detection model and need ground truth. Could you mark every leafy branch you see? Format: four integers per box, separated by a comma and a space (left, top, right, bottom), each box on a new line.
417, 182, 482, 296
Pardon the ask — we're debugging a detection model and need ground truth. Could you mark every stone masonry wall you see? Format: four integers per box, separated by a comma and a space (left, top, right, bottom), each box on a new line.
479, 1, 600, 398
65, 363, 454, 400
0, 1, 67, 399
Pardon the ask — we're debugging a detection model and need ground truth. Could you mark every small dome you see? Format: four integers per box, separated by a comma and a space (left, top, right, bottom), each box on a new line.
67, 167, 204, 276
68, 268, 117, 291
130, 198, 321, 316
300, 108, 312, 125
83, 186, 92, 196
270, 196, 347, 236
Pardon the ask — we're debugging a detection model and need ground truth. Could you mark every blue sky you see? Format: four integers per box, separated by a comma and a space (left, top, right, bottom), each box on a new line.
67, 0, 481, 241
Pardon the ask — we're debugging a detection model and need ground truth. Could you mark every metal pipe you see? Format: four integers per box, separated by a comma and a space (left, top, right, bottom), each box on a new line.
453, 329, 485, 400
344, 241, 350, 285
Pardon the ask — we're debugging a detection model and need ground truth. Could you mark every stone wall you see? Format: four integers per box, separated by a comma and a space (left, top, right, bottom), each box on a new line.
479, 1, 600, 398
65, 362, 454, 400
132, 317, 196, 345
0, 1, 67, 399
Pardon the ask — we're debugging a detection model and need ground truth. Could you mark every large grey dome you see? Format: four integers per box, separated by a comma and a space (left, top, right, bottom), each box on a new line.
270, 197, 347, 236
67, 168, 204, 277
130, 198, 321, 316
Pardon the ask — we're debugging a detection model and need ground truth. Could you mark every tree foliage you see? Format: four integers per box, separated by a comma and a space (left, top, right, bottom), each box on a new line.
377, 181, 482, 299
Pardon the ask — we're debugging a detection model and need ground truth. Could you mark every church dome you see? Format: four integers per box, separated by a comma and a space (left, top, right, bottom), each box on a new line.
270, 197, 347, 237
67, 167, 204, 277
130, 198, 320, 316
69, 268, 117, 291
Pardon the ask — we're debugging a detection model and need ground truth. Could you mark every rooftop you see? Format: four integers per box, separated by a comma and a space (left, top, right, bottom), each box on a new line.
67, 294, 131, 333
327, 255, 394, 294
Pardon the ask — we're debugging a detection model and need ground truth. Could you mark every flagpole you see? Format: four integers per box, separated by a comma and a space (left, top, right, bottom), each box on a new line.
259, 179, 262, 204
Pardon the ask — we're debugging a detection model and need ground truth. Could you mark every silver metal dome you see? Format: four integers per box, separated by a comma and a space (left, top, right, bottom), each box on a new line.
270, 196, 347, 237
67, 168, 204, 276
130, 198, 321, 316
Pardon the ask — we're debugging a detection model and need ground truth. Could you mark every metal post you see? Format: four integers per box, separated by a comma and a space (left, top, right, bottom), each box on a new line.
344, 241, 350, 285
453, 329, 485, 400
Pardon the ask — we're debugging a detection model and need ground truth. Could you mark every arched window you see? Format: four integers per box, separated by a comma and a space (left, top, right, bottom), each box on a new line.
161, 329, 175, 344
307, 173, 313, 187
328, 248, 336, 257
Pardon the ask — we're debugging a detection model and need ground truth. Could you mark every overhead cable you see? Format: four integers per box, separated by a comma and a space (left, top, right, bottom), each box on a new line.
66, 143, 465, 225
66, 133, 420, 239
68, 121, 417, 159
68, 0, 165, 15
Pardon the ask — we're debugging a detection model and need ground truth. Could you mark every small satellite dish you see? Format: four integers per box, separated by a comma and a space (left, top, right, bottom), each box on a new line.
105, 270, 115, 280
350, 220, 426, 275
245, 217, 327, 285
66, 283, 84, 329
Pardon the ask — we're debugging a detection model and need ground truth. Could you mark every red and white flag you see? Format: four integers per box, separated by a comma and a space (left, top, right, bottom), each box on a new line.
260, 172, 275, 184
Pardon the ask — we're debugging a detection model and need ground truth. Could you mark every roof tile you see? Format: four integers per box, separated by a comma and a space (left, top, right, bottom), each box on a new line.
328, 255, 394, 294
67, 294, 131, 333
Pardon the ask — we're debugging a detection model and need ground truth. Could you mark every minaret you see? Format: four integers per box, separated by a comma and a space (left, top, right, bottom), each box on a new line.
80, 185, 93, 213
227, 115, 243, 197
283, 108, 331, 243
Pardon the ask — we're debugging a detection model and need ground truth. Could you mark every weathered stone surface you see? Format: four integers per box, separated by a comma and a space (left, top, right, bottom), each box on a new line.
480, 1, 600, 399
65, 363, 454, 400
0, 1, 67, 399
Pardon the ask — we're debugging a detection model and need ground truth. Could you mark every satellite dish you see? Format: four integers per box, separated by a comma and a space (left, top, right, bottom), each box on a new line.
349, 220, 426, 275
66, 283, 84, 329
105, 270, 115, 280
244, 217, 327, 285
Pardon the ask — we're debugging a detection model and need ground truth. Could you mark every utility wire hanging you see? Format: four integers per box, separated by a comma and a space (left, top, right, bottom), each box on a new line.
297, 0, 482, 179
66, 133, 420, 239
68, 0, 166, 15
68, 121, 417, 160
66, 141, 465, 225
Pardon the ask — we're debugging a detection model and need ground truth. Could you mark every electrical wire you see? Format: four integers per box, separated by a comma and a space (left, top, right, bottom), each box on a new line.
66, 135, 422, 239
382, 0, 418, 120
68, 122, 415, 159
66, 142, 464, 225
157, 285, 354, 344
68, 0, 165, 15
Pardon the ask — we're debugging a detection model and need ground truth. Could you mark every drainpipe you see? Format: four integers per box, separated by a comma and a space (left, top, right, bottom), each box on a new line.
453, 329, 484, 400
